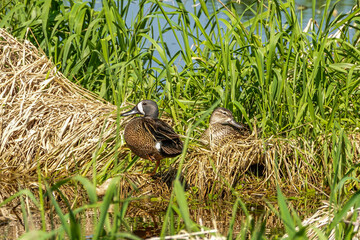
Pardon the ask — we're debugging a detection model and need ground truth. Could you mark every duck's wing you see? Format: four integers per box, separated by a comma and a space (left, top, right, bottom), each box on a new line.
143, 118, 183, 156
143, 118, 179, 140
199, 128, 210, 145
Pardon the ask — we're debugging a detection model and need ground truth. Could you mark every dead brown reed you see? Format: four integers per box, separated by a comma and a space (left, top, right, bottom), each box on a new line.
96, 172, 171, 198
282, 201, 360, 240
0, 28, 128, 200
185, 136, 262, 198
1, 28, 359, 204
0, 28, 181, 204
184, 134, 324, 199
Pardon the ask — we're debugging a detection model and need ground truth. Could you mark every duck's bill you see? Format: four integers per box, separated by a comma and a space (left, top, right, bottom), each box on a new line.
228, 119, 244, 129
120, 106, 140, 116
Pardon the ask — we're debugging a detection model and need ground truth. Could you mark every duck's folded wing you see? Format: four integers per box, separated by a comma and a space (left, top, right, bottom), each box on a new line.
142, 119, 178, 140
143, 119, 183, 156
199, 128, 210, 145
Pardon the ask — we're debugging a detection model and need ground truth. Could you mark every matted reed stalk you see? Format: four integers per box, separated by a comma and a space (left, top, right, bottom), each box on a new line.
282, 201, 360, 239
0, 28, 126, 199
184, 134, 325, 198
96, 172, 171, 198
185, 132, 264, 198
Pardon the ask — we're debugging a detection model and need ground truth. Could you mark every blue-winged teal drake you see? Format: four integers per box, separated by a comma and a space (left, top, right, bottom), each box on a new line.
201, 107, 249, 149
121, 100, 183, 174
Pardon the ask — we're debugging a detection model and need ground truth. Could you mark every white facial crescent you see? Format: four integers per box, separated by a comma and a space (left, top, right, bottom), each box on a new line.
137, 102, 145, 115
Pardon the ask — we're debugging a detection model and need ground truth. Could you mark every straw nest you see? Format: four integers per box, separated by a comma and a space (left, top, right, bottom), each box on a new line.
0, 28, 127, 200
185, 133, 263, 198
185, 128, 360, 199
184, 131, 327, 198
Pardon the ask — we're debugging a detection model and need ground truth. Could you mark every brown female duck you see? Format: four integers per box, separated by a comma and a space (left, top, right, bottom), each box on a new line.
121, 100, 183, 174
201, 107, 248, 148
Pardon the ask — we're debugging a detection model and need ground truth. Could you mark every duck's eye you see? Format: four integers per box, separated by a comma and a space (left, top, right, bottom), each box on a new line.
143, 102, 147, 105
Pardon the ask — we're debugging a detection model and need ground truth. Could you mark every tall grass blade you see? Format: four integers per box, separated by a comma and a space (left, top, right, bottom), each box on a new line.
174, 180, 198, 232
93, 177, 118, 239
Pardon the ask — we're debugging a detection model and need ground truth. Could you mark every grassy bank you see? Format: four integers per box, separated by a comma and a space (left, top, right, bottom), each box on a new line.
1, 0, 360, 238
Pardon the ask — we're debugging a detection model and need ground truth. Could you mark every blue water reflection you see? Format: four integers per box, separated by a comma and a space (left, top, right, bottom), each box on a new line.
92, 0, 356, 68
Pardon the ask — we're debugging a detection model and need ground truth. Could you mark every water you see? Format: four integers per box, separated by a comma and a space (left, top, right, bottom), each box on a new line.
119, 0, 357, 69
0, 196, 324, 238
233, 0, 356, 22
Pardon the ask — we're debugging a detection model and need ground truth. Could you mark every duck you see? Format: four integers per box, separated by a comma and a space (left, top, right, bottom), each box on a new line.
121, 100, 183, 174
201, 107, 248, 149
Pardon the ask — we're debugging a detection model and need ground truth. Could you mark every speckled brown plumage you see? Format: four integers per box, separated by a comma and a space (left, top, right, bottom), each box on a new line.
121, 100, 183, 173
201, 107, 249, 149
124, 117, 183, 160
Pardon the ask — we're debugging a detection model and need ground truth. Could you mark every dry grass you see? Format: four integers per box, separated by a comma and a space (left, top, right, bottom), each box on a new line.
185, 135, 264, 198
0, 28, 127, 200
0, 27, 181, 205
184, 129, 360, 199
184, 134, 324, 198
282, 201, 360, 239
1, 28, 359, 204
96, 172, 171, 198
148, 229, 226, 240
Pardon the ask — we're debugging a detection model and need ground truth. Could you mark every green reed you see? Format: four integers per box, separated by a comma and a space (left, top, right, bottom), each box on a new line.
1, 0, 360, 238
1, 0, 360, 137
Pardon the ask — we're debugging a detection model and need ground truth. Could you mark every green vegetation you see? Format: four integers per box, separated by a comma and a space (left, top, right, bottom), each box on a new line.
1, 0, 360, 239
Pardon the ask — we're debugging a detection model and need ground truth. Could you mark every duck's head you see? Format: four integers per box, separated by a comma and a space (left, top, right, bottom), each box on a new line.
209, 107, 244, 129
121, 100, 159, 119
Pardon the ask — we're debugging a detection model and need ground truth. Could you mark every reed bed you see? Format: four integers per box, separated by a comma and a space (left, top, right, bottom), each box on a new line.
1, 0, 360, 238
97, 173, 172, 198
282, 200, 360, 239
185, 132, 360, 198
185, 134, 265, 198
0, 28, 121, 200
